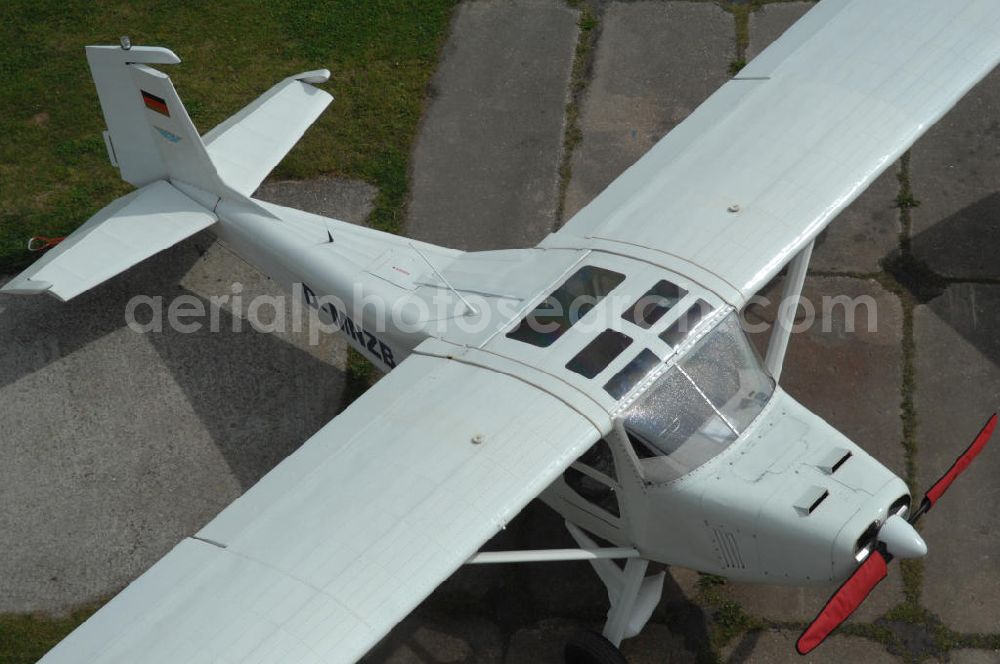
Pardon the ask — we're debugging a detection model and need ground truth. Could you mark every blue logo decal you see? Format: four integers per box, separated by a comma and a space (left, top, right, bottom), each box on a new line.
154, 126, 182, 143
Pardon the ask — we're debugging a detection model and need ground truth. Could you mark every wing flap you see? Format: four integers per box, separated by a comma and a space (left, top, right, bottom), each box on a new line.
548, 0, 1000, 304
40, 353, 599, 663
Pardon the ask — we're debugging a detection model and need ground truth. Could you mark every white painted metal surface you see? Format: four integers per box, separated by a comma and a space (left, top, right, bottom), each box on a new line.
38, 353, 599, 663
9, 0, 1000, 660
467, 547, 639, 564
548, 0, 1000, 305
0, 181, 215, 301
764, 239, 813, 380
203, 73, 333, 195
86, 45, 180, 187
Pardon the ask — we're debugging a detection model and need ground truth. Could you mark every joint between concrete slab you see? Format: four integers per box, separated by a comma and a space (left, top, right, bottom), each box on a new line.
556, 3, 600, 227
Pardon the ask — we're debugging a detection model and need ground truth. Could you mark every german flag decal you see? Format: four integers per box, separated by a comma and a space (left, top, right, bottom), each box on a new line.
141, 90, 169, 116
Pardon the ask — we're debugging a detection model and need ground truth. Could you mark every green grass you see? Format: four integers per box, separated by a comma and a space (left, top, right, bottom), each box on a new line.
0, 0, 457, 273
0, 604, 101, 664
0, 0, 457, 657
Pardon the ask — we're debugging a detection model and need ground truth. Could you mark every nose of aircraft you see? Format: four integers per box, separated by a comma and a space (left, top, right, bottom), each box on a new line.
877, 514, 927, 559
798, 413, 998, 655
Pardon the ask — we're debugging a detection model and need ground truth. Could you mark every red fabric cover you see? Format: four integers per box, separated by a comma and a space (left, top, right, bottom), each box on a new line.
796, 551, 888, 655
926, 414, 997, 506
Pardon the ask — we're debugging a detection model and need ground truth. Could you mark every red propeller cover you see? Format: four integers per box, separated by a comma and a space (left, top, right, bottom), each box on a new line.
797, 550, 888, 655
926, 413, 997, 507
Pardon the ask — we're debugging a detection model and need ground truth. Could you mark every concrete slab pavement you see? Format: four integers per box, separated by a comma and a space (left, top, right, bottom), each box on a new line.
721, 630, 900, 663
406, 0, 579, 250
745, 3, 814, 62
255, 176, 377, 222
563, 1, 734, 219
914, 284, 1000, 634
910, 69, 1000, 279
0, 178, 375, 612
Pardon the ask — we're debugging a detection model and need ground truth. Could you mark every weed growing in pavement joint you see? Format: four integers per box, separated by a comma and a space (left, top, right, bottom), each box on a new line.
556, 3, 600, 226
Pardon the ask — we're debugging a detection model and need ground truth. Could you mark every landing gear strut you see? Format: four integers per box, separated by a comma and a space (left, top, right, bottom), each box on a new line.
564, 522, 665, 663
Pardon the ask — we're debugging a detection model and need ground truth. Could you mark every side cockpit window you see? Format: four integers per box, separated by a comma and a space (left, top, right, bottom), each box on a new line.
506, 266, 625, 347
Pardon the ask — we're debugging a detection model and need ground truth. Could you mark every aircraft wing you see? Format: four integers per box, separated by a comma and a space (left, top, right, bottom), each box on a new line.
546, 0, 1000, 304
39, 352, 600, 664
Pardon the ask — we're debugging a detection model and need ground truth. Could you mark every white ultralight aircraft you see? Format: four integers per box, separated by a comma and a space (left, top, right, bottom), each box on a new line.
7, 1, 1000, 662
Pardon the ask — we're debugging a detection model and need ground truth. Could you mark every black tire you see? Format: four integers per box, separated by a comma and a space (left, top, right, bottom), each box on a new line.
564, 629, 628, 664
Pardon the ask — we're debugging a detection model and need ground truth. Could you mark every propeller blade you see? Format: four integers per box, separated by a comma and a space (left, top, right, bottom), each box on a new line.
799, 413, 996, 655
910, 413, 997, 523
796, 550, 889, 655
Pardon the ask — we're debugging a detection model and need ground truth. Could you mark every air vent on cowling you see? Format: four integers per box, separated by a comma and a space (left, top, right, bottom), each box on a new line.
817, 447, 853, 474
712, 528, 746, 569
794, 486, 830, 515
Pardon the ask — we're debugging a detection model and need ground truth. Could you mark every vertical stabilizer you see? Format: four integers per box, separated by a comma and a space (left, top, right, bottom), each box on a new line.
85, 44, 226, 194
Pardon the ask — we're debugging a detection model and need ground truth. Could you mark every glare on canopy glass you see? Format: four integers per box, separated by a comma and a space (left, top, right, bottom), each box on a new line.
624, 313, 774, 483
659, 298, 714, 347
604, 348, 661, 399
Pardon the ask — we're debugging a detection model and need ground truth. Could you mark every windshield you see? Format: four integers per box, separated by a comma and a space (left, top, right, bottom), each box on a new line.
623, 313, 774, 483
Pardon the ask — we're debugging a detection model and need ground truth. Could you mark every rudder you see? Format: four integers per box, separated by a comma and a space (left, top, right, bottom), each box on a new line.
86, 44, 227, 194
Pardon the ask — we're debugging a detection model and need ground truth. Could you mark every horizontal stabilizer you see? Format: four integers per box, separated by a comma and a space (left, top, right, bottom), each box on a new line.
2, 181, 216, 301
203, 72, 333, 196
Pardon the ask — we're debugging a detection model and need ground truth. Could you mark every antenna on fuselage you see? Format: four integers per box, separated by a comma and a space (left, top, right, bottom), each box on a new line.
408, 242, 479, 317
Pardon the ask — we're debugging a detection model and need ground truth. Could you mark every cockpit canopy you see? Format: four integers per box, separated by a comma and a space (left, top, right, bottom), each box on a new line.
622, 313, 774, 484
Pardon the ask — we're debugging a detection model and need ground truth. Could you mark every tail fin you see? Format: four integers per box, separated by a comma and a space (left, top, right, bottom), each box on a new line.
2, 44, 334, 301
86, 45, 224, 192
86, 43, 333, 197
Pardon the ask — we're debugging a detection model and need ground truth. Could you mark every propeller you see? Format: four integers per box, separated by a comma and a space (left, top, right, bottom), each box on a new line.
796, 413, 998, 655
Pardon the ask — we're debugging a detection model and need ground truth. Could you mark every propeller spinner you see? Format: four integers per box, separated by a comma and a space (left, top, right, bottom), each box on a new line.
797, 413, 998, 655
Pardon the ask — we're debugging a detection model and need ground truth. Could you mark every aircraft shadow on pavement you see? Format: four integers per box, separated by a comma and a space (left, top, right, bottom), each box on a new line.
892, 192, 1000, 370
909, 192, 1000, 285
0, 232, 346, 492
0, 234, 210, 394
143, 279, 345, 491
364, 502, 711, 663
